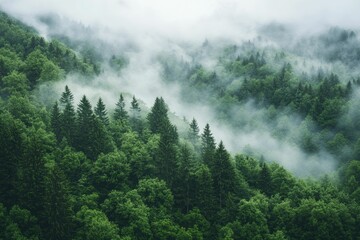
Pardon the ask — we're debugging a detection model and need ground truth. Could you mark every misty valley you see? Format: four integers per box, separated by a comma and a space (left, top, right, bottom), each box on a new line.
1, 2, 360, 240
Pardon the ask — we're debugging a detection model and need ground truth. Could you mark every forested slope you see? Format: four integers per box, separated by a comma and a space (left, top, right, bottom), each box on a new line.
1, 11, 360, 240
161, 35, 360, 166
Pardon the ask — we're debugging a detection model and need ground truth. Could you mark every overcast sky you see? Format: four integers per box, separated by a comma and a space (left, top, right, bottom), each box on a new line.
1, 0, 360, 42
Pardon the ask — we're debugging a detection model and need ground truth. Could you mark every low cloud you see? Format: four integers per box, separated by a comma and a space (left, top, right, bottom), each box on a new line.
3, 0, 353, 176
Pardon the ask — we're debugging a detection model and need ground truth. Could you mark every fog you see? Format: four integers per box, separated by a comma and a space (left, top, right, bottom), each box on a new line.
2, 0, 360, 42
2, 0, 358, 176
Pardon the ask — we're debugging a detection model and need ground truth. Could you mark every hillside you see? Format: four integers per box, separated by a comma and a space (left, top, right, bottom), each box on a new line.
0, 9, 360, 240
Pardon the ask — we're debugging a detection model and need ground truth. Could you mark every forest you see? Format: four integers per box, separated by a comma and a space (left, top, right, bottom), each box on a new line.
1, 5, 360, 240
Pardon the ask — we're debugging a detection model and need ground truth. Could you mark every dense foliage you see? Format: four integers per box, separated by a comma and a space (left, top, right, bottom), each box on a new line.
161, 39, 360, 164
1, 11, 360, 240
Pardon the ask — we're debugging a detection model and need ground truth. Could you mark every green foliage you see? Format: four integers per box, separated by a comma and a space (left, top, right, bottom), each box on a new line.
102, 190, 152, 239
120, 132, 155, 184
74, 207, 121, 240
0, 204, 41, 240
113, 94, 128, 122
75, 95, 114, 160
137, 178, 174, 219
212, 142, 237, 209
24, 49, 49, 87
1, 71, 29, 98
43, 164, 73, 240
0, 111, 24, 207
94, 98, 109, 126
109, 55, 128, 72
2, 11, 360, 239
91, 151, 130, 195
201, 123, 216, 167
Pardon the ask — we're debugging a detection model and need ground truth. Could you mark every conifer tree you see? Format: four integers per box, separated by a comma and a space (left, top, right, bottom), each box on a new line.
188, 118, 200, 153
201, 123, 216, 167
258, 162, 272, 196
76, 95, 95, 158
113, 94, 128, 122
193, 164, 215, 220
212, 141, 236, 209
76, 95, 113, 160
147, 97, 169, 134
51, 101, 62, 142
59, 86, 76, 145
59, 85, 73, 107
157, 122, 178, 186
148, 97, 178, 185
173, 143, 195, 213
131, 96, 140, 114
94, 98, 109, 126
16, 127, 55, 217
0, 112, 23, 207
130, 96, 142, 133
43, 165, 73, 240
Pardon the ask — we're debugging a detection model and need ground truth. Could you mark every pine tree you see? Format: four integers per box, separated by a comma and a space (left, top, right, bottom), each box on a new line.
59, 86, 76, 145
43, 165, 73, 240
0, 112, 23, 207
59, 85, 74, 107
346, 81, 352, 96
201, 124, 216, 167
147, 97, 169, 134
258, 162, 272, 196
130, 96, 142, 133
131, 96, 140, 114
193, 164, 215, 220
157, 122, 178, 186
113, 94, 128, 122
188, 118, 200, 153
51, 101, 62, 142
76, 95, 95, 158
76, 95, 113, 160
174, 143, 195, 213
16, 127, 55, 217
148, 97, 178, 186
94, 98, 109, 126
212, 141, 236, 209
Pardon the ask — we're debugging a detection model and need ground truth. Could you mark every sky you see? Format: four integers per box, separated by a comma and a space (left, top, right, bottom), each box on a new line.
1, 0, 360, 43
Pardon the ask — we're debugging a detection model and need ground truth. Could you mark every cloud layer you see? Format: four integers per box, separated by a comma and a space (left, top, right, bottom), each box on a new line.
2, 0, 360, 43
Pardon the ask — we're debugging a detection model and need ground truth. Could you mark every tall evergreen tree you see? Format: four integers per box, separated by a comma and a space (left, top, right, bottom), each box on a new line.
147, 97, 169, 134
201, 123, 216, 167
113, 94, 128, 122
188, 118, 200, 153
148, 97, 179, 186
173, 143, 195, 213
43, 165, 73, 240
59, 85, 74, 107
16, 127, 55, 218
51, 101, 62, 142
157, 122, 179, 186
94, 98, 109, 126
130, 96, 142, 133
131, 96, 140, 114
193, 164, 215, 220
76, 95, 96, 159
59, 86, 76, 145
76, 95, 113, 160
212, 141, 236, 209
258, 162, 272, 196
0, 112, 24, 207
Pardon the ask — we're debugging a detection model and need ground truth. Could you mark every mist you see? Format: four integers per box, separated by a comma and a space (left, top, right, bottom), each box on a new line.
2, 0, 360, 42
2, 0, 359, 176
